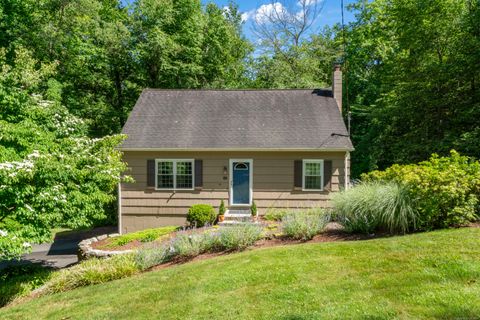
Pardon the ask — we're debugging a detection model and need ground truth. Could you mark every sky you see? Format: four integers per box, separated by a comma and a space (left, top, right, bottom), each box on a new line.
203, 0, 357, 41
122, 0, 357, 42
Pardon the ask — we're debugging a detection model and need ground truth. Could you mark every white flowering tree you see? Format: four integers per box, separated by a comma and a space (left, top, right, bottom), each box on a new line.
0, 48, 130, 260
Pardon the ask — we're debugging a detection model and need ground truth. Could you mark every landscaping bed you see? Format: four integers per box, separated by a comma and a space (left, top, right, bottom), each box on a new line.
2, 227, 479, 319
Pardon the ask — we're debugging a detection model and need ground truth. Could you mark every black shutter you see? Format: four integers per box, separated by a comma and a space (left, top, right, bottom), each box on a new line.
146, 159, 155, 188
294, 160, 302, 188
194, 159, 203, 188
323, 160, 332, 191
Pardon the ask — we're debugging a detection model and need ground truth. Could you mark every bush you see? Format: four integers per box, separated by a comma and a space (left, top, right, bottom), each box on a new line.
187, 204, 216, 227
251, 201, 257, 216
333, 181, 418, 234
108, 226, 177, 247
134, 224, 264, 269
281, 209, 330, 240
218, 200, 226, 216
135, 245, 172, 271
40, 254, 138, 295
264, 208, 289, 221
363, 151, 480, 229
216, 224, 263, 250
0, 265, 53, 307
171, 233, 211, 258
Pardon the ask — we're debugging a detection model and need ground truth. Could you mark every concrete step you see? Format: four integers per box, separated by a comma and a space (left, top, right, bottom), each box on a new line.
217, 220, 260, 227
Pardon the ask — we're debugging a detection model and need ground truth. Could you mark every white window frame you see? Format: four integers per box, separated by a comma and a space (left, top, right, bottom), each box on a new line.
155, 159, 195, 191
302, 159, 324, 191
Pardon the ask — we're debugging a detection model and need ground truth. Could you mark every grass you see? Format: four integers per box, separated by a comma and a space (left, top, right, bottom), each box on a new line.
101, 226, 178, 248
0, 265, 53, 307
1, 228, 479, 319
333, 181, 417, 234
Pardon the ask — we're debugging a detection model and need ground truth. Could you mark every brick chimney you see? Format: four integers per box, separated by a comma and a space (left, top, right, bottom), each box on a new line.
332, 64, 342, 114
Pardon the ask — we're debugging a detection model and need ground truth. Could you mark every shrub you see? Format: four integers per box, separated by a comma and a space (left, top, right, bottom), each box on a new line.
333, 181, 417, 234
135, 245, 172, 271
216, 224, 263, 250
0, 265, 53, 307
40, 254, 138, 295
108, 226, 178, 247
170, 233, 212, 258
363, 151, 480, 229
281, 209, 330, 240
187, 204, 216, 227
218, 200, 226, 216
251, 201, 257, 216
264, 208, 289, 221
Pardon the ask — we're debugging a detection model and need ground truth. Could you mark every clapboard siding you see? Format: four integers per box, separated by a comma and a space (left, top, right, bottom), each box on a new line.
120, 151, 349, 233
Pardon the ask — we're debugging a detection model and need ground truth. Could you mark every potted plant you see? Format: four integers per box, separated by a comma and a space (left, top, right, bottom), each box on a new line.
218, 200, 226, 222
251, 201, 258, 221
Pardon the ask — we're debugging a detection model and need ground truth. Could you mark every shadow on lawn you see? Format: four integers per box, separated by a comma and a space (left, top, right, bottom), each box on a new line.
0, 264, 54, 308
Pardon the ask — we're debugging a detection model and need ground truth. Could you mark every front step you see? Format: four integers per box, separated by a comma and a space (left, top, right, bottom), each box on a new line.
218, 209, 256, 226
225, 209, 251, 222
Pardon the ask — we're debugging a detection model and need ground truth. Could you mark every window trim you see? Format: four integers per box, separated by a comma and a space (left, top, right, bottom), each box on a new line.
155, 159, 195, 191
302, 159, 324, 191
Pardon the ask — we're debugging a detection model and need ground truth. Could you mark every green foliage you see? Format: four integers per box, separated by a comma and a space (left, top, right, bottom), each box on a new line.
346, 0, 480, 176
218, 200, 226, 216
134, 245, 172, 271
363, 151, 480, 230
0, 265, 53, 307
2, 228, 480, 318
40, 254, 138, 295
0, 49, 129, 260
1, 0, 251, 136
187, 204, 216, 227
249, 27, 341, 89
250, 201, 257, 216
216, 224, 263, 251
264, 208, 289, 221
107, 226, 178, 247
281, 209, 330, 240
332, 181, 418, 234
135, 224, 264, 269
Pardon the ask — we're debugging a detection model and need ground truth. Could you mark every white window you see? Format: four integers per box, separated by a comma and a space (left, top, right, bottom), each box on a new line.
155, 159, 194, 190
302, 160, 324, 191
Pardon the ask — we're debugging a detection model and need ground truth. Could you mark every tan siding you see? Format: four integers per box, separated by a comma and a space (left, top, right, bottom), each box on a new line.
120, 151, 348, 233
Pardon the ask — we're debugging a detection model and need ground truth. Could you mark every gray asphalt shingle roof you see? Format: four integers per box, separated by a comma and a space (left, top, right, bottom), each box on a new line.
120, 89, 353, 150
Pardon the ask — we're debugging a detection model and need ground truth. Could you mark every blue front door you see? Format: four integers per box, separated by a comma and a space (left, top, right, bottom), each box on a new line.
232, 161, 251, 205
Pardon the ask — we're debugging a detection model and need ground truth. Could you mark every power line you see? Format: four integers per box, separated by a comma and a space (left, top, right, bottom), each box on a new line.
341, 0, 351, 136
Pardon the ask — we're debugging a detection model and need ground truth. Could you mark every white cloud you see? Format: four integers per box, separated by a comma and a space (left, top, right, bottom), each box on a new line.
254, 2, 287, 24
241, 11, 252, 22
299, 0, 322, 6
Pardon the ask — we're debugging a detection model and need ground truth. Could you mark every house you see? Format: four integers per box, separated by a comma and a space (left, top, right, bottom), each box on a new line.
118, 65, 353, 233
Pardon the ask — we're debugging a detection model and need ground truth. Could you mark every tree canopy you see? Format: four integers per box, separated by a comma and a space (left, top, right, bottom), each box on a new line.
0, 0, 478, 258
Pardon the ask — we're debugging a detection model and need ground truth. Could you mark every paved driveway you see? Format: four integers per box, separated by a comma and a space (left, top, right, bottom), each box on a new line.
0, 226, 116, 270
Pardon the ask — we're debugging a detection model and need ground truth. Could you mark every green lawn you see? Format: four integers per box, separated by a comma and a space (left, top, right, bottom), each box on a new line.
2, 228, 480, 319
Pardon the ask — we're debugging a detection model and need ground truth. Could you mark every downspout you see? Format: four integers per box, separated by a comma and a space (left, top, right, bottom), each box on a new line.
118, 182, 122, 234
344, 151, 350, 190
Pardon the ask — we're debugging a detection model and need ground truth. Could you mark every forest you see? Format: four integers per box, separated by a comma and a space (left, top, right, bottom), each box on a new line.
0, 0, 479, 258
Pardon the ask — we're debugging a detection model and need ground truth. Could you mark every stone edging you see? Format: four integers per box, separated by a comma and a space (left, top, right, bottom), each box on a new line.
78, 233, 133, 260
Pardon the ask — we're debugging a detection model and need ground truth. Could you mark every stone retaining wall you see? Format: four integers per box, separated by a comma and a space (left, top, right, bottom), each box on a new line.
78, 233, 133, 260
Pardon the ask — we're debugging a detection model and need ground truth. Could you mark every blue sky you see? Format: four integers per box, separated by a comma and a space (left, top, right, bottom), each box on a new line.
122, 0, 357, 42
203, 0, 357, 41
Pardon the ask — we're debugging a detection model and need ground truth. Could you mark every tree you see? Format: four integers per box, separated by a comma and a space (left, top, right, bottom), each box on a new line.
345, 0, 480, 177
0, 48, 129, 260
132, 0, 251, 89
247, 0, 341, 89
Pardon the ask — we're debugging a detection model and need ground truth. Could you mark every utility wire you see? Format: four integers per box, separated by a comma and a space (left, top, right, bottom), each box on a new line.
341, 0, 351, 136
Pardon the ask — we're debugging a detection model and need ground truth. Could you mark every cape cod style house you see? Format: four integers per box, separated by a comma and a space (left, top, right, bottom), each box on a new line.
118, 66, 353, 233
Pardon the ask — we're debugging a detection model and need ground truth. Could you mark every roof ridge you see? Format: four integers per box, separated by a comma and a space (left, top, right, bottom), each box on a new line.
143, 88, 331, 92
